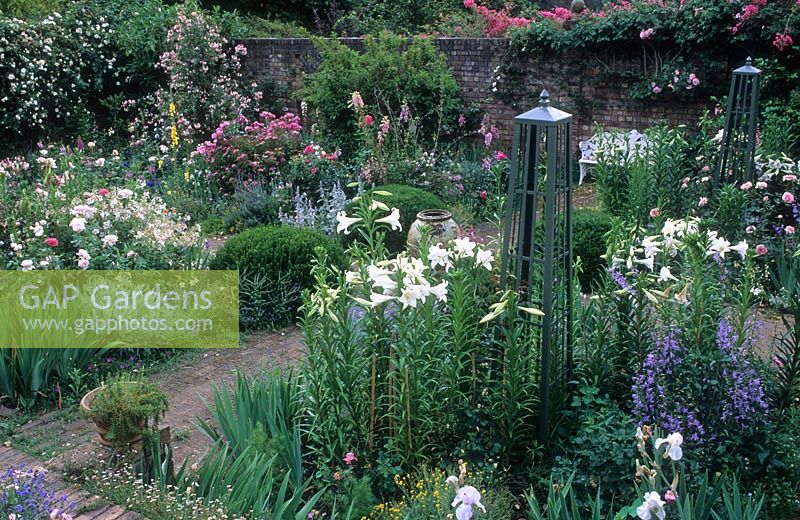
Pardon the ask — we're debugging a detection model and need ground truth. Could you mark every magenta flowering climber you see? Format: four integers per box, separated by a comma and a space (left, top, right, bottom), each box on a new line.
773, 32, 793, 51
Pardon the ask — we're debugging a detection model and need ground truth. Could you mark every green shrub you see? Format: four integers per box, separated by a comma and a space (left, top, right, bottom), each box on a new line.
86, 379, 168, 443
301, 33, 462, 154
573, 209, 612, 292
210, 226, 347, 321
365, 184, 446, 253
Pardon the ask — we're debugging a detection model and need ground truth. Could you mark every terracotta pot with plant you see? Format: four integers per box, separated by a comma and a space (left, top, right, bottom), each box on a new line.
80, 379, 168, 447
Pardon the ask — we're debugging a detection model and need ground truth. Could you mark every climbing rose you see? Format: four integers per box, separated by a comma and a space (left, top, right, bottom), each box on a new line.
756, 244, 768, 256
782, 192, 795, 204
774, 32, 794, 51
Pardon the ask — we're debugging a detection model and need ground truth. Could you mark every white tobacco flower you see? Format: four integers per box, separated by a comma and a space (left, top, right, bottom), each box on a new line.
335, 211, 362, 235
655, 431, 683, 461
475, 248, 494, 270
375, 207, 402, 231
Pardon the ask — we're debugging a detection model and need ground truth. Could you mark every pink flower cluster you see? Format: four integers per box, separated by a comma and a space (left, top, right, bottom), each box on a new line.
773, 32, 794, 51
193, 112, 302, 192
539, 7, 573, 24
464, 0, 532, 37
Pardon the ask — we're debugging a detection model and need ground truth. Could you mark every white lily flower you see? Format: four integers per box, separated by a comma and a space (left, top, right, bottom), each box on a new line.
730, 240, 748, 259
636, 491, 666, 520
398, 285, 423, 309
655, 431, 683, 461
336, 211, 362, 235
453, 237, 476, 258
375, 207, 402, 231
428, 243, 453, 270
369, 292, 396, 307
663, 235, 681, 257
662, 219, 677, 237
634, 256, 655, 272
657, 266, 678, 282
475, 248, 494, 270
706, 237, 731, 258
430, 281, 448, 302
641, 236, 662, 258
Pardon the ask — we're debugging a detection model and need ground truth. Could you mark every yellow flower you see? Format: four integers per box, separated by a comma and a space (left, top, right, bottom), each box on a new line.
171, 125, 179, 148
184, 170, 190, 182
158, 159, 163, 169
169, 103, 176, 117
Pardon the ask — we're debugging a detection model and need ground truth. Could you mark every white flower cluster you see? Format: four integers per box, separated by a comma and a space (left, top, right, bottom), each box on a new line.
348, 237, 494, 310
612, 218, 747, 273
0, 9, 116, 137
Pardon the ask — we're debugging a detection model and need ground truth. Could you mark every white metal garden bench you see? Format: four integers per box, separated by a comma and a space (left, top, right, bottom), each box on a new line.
578, 129, 649, 184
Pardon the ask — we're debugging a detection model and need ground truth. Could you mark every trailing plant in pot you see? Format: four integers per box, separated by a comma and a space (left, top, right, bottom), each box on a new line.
81, 378, 168, 446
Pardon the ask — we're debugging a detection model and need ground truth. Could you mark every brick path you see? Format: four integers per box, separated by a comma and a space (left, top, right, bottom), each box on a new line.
0, 327, 305, 519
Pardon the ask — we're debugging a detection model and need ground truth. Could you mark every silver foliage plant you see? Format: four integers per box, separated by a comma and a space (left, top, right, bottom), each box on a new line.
278, 182, 348, 235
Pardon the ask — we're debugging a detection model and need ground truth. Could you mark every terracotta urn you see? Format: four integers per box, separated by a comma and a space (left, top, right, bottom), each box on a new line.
406, 209, 459, 255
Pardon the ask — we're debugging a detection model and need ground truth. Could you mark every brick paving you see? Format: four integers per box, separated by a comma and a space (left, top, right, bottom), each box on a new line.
0, 327, 305, 519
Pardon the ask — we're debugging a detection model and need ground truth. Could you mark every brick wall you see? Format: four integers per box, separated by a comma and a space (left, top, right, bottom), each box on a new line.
240, 37, 721, 143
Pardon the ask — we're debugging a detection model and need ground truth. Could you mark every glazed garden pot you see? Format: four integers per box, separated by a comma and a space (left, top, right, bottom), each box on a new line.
407, 209, 459, 254
80, 384, 145, 447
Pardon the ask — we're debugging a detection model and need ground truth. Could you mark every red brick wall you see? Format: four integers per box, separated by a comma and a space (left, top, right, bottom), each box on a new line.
240, 37, 719, 143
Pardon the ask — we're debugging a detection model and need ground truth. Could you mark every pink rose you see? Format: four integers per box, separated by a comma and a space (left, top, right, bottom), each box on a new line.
458, 114, 466, 127
756, 181, 768, 189
464, 0, 476, 8
45, 237, 59, 247
740, 181, 753, 191
786, 225, 796, 234
702, 165, 710, 172
480, 190, 488, 200
98, 188, 109, 196
756, 244, 768, 256
303, 145, 314, 155
651, 83, 662, 94
639, 28, 654, 40
782, 191, 795, 204
665, 490, 677, 502
364, 114, 374, 126
783, 174, 797, 182
344, 452, 357, 465
650, 208, 660, 218
495, 151, 507, 161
